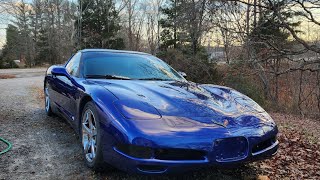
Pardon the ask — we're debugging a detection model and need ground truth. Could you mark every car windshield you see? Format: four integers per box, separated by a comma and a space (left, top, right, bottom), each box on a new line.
82, 52, 185, 81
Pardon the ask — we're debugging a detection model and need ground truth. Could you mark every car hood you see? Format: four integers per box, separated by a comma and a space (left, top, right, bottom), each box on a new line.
90, 80, 274, 127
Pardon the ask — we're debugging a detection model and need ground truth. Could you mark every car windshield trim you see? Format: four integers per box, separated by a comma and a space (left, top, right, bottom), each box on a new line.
137, 77, 173, 81
85, 74, 131, 80
85, 75, 175, 81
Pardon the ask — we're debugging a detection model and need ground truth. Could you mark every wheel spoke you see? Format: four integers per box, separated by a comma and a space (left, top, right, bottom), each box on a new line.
45, 88, 48, 96
91, 139, 96, 158
83, 137, 90, 153
86, 153, 92, 160
45, 88, 50, 112
82, 123, 91, 135
85, 112, 89, 123
92, 127, 97, 136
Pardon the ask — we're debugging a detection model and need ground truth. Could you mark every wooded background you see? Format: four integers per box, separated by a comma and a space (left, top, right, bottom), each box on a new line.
0, 0, 320, 117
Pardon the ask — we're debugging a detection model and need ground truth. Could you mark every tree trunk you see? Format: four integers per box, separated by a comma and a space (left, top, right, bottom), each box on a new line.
173, 0, 177, 49
246, 0, 251, 35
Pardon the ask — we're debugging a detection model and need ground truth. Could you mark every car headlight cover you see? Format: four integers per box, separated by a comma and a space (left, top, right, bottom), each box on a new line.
113, 99, 161, 120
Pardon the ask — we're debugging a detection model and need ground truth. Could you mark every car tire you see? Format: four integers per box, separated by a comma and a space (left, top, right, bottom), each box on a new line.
44, 84, 54, 116
80, 101, 110, 171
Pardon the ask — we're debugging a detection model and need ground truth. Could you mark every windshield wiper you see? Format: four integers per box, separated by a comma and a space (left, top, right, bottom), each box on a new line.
137, 78, 172, 81
85, 74, 131, 80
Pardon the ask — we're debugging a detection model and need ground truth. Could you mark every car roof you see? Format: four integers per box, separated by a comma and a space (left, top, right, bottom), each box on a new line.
79, 49, 150, 56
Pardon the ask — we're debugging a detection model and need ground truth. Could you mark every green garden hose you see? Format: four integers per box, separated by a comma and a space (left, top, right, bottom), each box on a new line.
0, 137, 12, 155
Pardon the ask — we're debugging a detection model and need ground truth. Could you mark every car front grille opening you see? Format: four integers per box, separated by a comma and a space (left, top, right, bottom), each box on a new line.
252, 136, 277, 154
116, 144, 206, 161
137, 165, 167, 173
154, 148, 206, 160
116, 144, 153, 159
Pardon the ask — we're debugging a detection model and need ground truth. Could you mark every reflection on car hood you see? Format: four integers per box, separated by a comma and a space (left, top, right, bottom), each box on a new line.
90, 80, 273, 127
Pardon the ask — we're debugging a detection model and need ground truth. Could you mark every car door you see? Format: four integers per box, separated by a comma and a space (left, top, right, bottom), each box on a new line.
55, 52, 82, 121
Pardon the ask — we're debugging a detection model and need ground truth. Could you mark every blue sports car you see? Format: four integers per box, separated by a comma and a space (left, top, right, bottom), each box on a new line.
44, 49, 278, 174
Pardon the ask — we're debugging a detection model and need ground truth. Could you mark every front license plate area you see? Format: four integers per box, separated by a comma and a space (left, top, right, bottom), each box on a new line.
214, 137, 248, 162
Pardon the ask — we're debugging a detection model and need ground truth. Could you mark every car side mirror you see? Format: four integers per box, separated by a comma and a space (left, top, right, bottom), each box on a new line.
51, 66, 68, 76
178, 71, 187, 77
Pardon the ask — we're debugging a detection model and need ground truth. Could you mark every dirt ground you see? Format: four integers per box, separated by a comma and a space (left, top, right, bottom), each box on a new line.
0, 68, 319, 180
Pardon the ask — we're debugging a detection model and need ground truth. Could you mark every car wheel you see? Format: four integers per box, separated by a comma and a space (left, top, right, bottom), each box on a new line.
81, 101, 108, 171
44, 85, 54, 116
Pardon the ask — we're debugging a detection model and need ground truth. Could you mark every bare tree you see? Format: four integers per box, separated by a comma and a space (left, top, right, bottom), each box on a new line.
180, 0, 209, 54
140, 0, 164, 54
218, 0, 320, 115
121, 0, 145, 51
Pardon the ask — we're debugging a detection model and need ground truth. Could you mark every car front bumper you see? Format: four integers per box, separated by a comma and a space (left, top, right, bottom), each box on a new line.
101, 127, 279, 174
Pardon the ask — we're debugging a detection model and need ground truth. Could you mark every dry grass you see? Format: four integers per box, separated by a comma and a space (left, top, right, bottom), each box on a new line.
31, 85, 44, 102
254, 113, 320, 179
0, 74, 16, 79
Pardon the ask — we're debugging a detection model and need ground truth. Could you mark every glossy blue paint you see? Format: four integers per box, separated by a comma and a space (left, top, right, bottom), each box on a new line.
44, 49, 278, 174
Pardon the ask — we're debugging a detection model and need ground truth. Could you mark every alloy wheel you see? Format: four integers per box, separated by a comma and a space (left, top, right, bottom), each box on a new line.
45, 87, 50, 112
82, 109, 97, 162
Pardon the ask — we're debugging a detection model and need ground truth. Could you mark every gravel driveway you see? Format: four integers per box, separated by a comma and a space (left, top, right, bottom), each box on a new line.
0, 68, 94, 179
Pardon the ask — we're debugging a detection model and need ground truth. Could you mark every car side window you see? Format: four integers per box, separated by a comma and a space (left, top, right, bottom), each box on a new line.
66, 52, 81, 77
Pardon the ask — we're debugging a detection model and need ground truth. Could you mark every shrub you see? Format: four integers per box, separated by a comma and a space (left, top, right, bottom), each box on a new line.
157, 49, 220, 84
157, 49, 267, 108
223, 74, 267, 107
